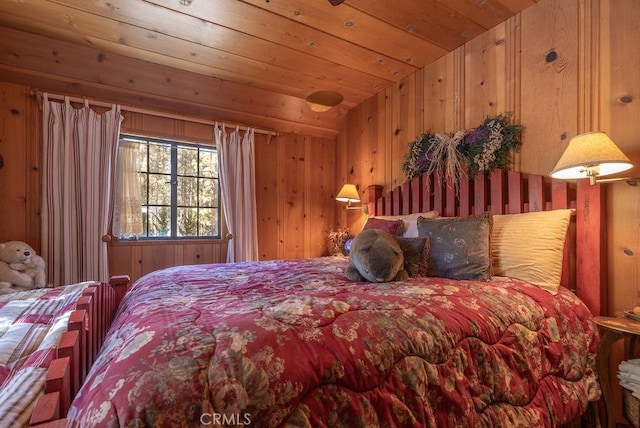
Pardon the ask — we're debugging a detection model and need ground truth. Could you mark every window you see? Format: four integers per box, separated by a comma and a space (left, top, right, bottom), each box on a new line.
119, 135, 220, 239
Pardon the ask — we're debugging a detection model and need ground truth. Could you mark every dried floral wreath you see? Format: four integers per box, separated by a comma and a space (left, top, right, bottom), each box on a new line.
402, 113, 522, 182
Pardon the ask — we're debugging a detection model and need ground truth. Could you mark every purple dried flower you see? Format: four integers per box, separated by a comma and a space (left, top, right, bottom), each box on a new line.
463, 126, 490, 145
416, 155, 431, 170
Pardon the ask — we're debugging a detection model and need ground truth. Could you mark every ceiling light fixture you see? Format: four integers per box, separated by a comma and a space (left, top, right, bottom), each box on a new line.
306, 91, 343, 112
328, 0, 345, 5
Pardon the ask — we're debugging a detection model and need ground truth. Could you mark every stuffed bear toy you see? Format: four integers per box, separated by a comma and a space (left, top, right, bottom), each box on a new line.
0, 241, 46, 293
345, 229, 409, 282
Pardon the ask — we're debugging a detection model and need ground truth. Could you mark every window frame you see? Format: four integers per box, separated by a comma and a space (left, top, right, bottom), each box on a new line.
118, 134, 221, 241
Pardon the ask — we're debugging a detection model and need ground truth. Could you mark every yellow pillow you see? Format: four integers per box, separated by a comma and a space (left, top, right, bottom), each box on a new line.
491, 209, 573, 294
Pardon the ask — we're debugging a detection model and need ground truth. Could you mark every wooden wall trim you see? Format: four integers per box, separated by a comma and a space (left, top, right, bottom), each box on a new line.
578, 0, 600, 133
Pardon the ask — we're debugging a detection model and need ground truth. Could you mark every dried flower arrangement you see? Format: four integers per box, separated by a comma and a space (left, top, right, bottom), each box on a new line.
402, 114, 522, 182
327, 227, 353, 256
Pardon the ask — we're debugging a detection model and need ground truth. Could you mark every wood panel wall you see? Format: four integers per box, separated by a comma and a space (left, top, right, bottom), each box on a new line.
0, 84, 41, 249
336, 0, 640, 423
0, 84, 336, 284
255, 132, 336, 261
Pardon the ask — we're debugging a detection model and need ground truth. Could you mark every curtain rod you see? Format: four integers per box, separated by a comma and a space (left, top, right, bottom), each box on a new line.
32, 91, 276, 136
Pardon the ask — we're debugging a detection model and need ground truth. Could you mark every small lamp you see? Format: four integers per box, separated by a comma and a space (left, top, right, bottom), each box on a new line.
550, 132, 635, 185
336, 184, 361, 209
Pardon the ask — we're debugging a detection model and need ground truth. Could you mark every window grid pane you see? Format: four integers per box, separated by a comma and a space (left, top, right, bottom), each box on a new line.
148, 142, 171, 174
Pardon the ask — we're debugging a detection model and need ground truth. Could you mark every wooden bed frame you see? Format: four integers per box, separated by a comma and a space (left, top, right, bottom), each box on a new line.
28, 275, 130, 427
25, 168, 606, 426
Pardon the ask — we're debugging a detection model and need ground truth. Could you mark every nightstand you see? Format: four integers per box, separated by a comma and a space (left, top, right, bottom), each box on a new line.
594, 315, 640, 428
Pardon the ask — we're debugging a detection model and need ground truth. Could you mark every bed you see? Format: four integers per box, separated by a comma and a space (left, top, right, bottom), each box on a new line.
0, 276, 128, 427
35, 169, 606, 427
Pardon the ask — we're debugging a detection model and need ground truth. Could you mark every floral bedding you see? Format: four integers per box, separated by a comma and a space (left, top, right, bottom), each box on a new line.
0, 282, 93, 427
68, 258, 600, 427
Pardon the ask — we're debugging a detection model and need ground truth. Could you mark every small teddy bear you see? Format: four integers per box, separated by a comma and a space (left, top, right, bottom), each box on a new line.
0, 241, 47, 293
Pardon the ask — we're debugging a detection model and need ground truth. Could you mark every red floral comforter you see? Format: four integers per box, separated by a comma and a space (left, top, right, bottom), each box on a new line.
68, 258, 600, 427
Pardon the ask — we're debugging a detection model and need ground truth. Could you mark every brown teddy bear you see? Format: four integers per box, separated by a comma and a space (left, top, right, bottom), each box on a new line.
0, 241, 47, 294
345, 229, 409, 282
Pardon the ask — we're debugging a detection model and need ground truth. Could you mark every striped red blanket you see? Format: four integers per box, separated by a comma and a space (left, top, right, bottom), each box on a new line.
0, 282, 91, 427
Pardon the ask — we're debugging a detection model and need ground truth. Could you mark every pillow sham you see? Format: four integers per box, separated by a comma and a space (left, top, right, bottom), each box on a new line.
394, 236, 430, 278
362, 217, 405, 236
373, 211, 439, 238
491, 209, 573, 294
417, 212, 493, 280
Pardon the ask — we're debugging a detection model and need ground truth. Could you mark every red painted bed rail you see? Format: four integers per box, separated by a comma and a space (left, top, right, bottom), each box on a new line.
29, 275, 130, 427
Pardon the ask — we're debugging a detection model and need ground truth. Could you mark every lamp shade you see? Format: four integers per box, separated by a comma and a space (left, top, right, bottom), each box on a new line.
550, 132, 633, 180
336, 184, 360, 203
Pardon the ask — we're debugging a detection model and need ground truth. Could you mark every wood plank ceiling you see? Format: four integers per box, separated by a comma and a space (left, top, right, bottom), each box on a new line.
0, 0, 536, 138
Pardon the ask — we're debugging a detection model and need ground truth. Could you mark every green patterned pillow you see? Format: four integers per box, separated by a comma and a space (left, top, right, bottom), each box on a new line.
417, 212, 493, 280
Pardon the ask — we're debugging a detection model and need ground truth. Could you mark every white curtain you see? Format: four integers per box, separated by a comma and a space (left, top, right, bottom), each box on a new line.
42, 95, 123, 285
215, 123, 258, 262
112, 140, 143, 239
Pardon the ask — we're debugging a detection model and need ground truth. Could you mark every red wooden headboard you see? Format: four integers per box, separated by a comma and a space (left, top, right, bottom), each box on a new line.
368, 169, 607, 316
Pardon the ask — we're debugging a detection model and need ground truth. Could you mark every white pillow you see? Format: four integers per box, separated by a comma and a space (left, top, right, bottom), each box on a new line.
491, 209, 573, 294
372, 211, 439, 238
